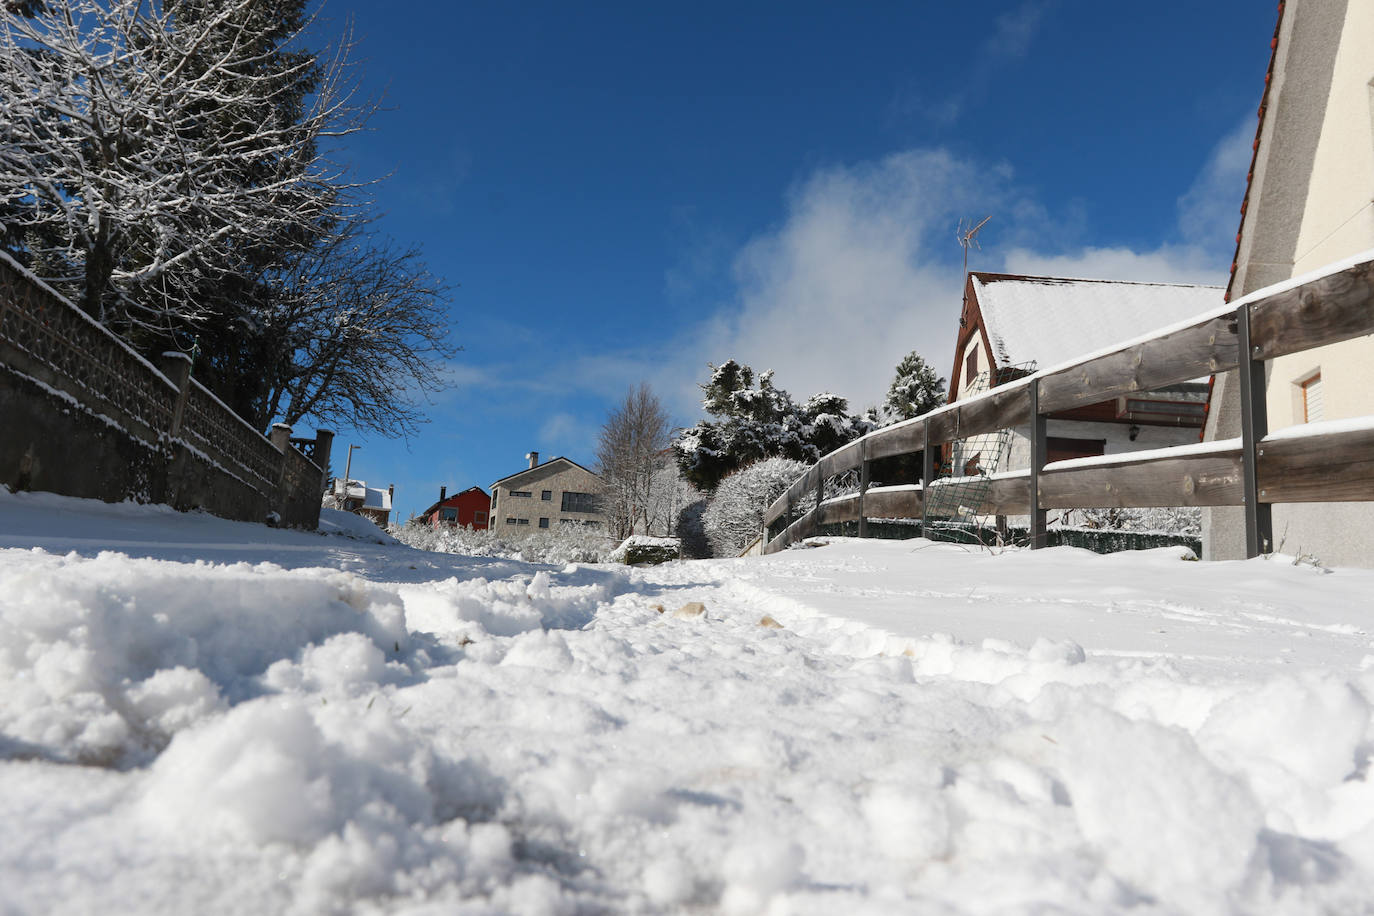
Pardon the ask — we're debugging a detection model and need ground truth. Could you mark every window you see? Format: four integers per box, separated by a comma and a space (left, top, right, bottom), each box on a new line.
474, 511, 487, 525
539, 517, 549, 528
509, 490, 532, 498
965, 348, 979, 387
440, 507, 457, 522
1047, 437, 1105, 463
506, 517, 517, 525
516, 518, 530, 526
560, 491, 598, 513
1302, 373, 1324, 422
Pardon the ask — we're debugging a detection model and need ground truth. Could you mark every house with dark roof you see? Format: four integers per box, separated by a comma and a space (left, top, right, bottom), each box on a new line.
1203, 0, 1374, 567
489, 452, 605, 534
419, 486, 490, 530
950, 271, 1221, 470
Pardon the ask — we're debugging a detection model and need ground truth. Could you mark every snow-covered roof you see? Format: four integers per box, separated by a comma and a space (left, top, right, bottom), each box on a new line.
326, 478, 391, 511
970, 273, 1224, 371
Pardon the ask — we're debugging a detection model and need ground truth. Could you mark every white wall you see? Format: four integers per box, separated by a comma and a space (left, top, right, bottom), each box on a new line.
1204, 0, 1374, 568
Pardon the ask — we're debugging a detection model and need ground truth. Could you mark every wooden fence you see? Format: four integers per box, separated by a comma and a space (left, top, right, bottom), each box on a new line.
762, 251, 1374, 557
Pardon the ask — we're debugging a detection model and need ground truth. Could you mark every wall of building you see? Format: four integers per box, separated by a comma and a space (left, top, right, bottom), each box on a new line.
1204, 0, 1374, 567
999, 420, 1202, 475
490, 462, 604, 533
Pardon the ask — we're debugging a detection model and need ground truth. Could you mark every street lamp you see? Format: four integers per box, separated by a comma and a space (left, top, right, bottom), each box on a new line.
339, 444, 361, 510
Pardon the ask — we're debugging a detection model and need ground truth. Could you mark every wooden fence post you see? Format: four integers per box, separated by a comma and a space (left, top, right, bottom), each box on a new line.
858, 438, 870, 539
922, 415, 935, 499
1029, 378, 1048, 548
814, 468, 824, 533
1237, 302, 1272, 556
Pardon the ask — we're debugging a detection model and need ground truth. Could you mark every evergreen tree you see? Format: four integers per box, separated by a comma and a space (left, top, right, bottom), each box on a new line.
675, 360, 873, 491
882, 350, 947, 422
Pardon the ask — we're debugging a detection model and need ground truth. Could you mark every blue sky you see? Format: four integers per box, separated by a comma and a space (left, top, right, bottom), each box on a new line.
313, 0, 1273, 521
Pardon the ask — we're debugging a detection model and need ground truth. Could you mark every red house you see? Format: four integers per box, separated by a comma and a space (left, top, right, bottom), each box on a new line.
419, 486, 490, 530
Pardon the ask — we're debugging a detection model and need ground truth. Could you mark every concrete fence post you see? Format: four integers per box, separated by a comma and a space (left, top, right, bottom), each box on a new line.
269, 423, 292, 453
313, 429, 335, 486
157, 352, 192, 439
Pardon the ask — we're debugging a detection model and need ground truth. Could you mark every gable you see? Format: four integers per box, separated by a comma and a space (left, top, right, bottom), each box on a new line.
491, 457, 599, 491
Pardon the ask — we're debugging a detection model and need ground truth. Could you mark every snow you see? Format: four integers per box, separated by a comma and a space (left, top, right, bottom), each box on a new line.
1046, 436, 1243, 471
3, 488, 1374, 913
1264, 415, 1374, 441
971, 273, 1224, 371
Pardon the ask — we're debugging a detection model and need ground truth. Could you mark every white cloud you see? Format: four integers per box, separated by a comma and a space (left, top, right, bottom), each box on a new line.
538, 412, 599, 456
471, 118, 1252, 431
1176, 117, 1253, 248
1004, 117, 1250, 286
892, 1, 1053, 126
663, 120, 1250, 415
682, 149, 1003, 411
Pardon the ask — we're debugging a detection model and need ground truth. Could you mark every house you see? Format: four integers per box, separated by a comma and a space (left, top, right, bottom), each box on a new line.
1202, 0, 1374, 567
418, 486, 490, 530
949, 272, 1222, 473
489, 452, 605, 533
325, 478, 393, 529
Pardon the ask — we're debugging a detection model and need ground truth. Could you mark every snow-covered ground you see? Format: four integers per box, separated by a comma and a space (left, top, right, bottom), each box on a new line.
2, 489, 1372, 915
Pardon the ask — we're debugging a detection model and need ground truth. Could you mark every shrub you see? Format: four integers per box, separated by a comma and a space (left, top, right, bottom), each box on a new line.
703, 457, 808, 558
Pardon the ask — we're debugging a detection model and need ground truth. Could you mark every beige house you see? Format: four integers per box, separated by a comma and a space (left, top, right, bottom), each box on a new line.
489, 452, 605, 533
1203, 0, 1374, 566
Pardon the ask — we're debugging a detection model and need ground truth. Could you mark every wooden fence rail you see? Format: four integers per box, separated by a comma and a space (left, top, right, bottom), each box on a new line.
762, 251, 1374, 556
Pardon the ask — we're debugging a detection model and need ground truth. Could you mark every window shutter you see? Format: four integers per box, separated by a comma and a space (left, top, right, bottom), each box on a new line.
1302, 374, 1324, 422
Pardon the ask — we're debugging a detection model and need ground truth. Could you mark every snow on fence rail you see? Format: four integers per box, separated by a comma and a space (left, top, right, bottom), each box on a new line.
0, 252, 332, 528
763, 250, 1374, 557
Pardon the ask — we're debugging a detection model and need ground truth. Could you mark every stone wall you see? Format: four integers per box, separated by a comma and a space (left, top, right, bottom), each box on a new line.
0, 252, 331, 528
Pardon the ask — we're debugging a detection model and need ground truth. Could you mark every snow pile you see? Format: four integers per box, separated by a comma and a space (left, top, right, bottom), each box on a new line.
606, 535, 681, 564
391, 520, 617, 564
318, 506, 402, 544
2, 493, 1373, 913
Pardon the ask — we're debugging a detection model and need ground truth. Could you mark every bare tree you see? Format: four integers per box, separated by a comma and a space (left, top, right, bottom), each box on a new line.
596, 383, 673, 540
256, 221, 456, 438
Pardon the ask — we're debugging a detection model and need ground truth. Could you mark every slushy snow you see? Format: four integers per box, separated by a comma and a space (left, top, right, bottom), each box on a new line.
2, 489, 1372, 914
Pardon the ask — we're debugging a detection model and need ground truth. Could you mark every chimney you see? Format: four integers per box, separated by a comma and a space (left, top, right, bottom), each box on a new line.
439, 485, 447, 502
388, 484, 395, 503
526, 451, 539, 469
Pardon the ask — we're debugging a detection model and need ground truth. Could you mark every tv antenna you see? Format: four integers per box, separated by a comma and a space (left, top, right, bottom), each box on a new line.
958, 215, 992, 275
958, 215, 992, 319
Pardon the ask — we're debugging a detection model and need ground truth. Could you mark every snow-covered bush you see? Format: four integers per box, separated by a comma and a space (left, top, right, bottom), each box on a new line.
607, 536, 681, 565
1058, 506, 1201, 537
703, 457, 808, 558
390, 522, 617, 565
